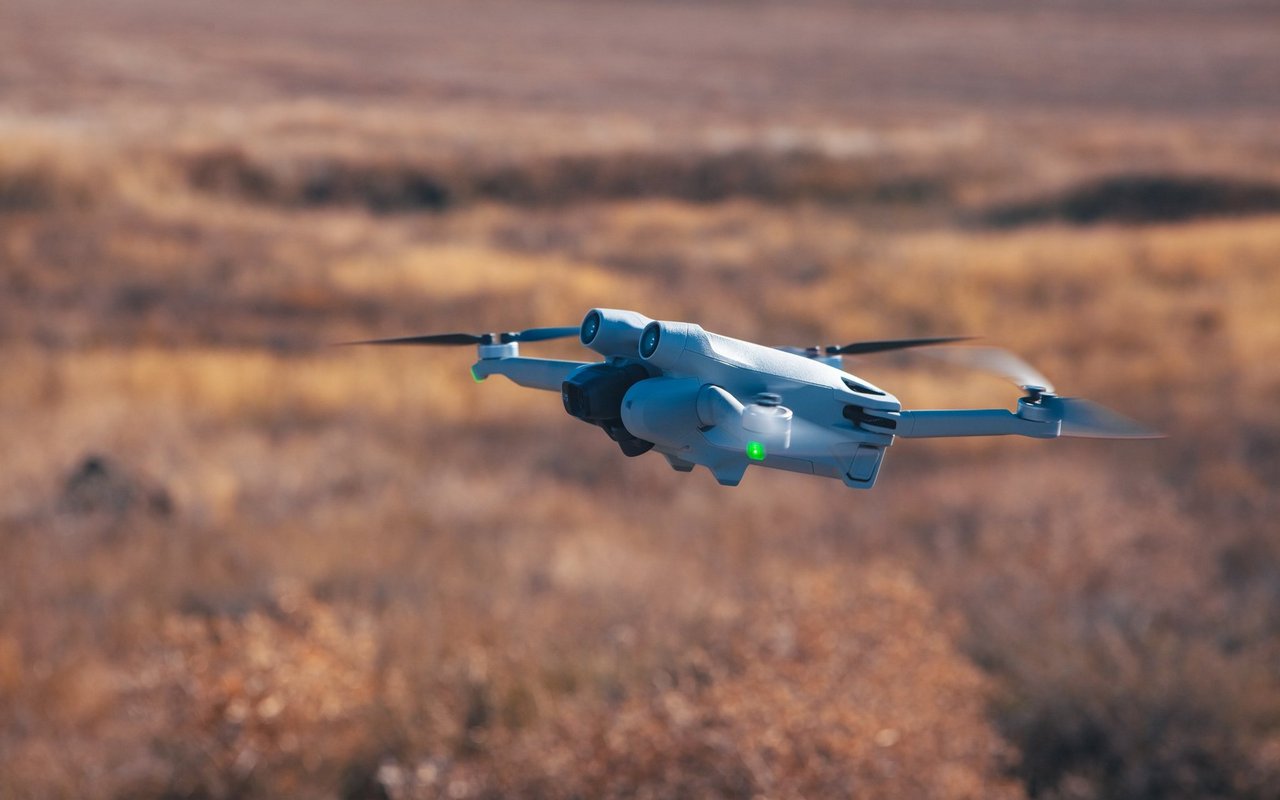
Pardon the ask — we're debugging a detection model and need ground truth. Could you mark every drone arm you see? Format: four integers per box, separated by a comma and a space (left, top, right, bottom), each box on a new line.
470, 357, 591, 392
895, 409, 1060, 439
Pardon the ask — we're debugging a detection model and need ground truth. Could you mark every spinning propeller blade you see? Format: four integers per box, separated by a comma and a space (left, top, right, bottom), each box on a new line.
826, 336, 974, 356
343, 332, 485, 346
777, 336, 973, 358
512, 326, 581, 342
928, 346, 1163, 438
342, 326, 579, 347
927, 346, 1056, 393
1045, 397, 1162, 439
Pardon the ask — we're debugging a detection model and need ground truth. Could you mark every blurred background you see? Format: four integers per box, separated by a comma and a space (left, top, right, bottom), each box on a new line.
2, 0, 1279, 797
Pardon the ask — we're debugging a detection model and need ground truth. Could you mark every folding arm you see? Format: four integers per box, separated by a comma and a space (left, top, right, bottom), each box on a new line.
894, 409, 1060, 439
470, 358, 592, 392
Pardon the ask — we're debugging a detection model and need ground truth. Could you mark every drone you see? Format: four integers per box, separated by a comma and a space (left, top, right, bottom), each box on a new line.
349, 308, 1159, 489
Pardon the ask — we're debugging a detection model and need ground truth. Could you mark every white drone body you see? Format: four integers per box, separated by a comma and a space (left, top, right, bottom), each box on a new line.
353, 308, 1158, 489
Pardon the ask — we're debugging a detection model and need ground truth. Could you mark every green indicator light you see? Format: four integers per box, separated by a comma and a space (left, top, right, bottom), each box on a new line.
470, 366, 486, 383
746, 441, 766, 461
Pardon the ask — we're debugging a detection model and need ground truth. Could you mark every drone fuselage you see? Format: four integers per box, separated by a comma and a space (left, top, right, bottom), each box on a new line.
618, 320, 900, 487
479, 308, 908, 488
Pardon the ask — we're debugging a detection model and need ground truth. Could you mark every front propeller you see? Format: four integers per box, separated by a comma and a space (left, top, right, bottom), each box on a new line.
342, 325, 580, 347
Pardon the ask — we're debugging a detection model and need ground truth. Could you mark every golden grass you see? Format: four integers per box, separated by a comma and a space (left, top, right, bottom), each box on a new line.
327, 244, 644, 316
4, 0, 1280, 796
5, 145, 1279, 795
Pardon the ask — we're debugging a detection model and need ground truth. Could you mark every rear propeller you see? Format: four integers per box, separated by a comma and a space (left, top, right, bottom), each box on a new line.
826, 335, 975, 356
778, 335, 974, 358
929, 346, 1162, 439
342, 326, 580, 347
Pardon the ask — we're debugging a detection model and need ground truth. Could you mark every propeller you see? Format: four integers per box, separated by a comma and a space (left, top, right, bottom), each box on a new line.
342, 326, 580, 347
1044, 397, 1162, 439
827, 335, 975, 356
927, 346, 1162, 438
926, 346, 1055, 393
778, 336, 974, 358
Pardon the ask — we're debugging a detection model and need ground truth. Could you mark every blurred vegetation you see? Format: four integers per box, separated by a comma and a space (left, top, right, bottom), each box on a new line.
3, 0, 1280, 798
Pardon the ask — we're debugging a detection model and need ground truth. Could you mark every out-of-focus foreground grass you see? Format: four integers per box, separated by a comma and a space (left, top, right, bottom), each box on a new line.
3, 1, 1280, 798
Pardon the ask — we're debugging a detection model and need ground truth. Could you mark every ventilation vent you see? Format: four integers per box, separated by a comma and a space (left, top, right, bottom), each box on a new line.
842, 376, 886, 396
843, 405, 897, 430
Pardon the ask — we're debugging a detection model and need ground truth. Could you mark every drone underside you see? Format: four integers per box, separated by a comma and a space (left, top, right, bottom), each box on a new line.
350, 308, 1159, 489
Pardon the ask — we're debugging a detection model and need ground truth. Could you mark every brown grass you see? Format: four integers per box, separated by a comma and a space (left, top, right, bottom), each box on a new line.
3, 1, 1280, 798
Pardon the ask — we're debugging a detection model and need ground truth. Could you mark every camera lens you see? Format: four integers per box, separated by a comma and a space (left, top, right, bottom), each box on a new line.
639, 323, 661, 358
581, 310, 602, 344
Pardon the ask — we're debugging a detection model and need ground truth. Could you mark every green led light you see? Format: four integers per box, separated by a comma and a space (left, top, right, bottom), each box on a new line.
745, 441, 767, 461
470, 366, 486, 383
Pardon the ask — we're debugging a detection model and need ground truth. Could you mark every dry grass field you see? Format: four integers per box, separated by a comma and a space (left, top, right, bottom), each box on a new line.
3, 1, 1280, 798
